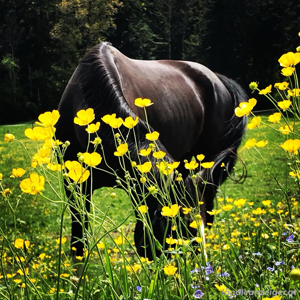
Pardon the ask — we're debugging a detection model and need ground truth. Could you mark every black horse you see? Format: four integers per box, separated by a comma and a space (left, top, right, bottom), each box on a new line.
56, 42, 247, 260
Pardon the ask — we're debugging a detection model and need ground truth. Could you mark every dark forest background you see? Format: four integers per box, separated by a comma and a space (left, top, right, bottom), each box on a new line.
1, 0, 299, 124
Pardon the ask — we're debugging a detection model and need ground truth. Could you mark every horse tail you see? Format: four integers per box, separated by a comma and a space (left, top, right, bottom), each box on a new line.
210, 74, 247, 187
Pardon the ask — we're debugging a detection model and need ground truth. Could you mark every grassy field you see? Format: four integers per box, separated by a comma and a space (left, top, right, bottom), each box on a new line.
0, 114, 299, 299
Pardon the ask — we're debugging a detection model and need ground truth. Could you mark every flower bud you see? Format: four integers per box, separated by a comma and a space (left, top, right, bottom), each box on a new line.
131, 161, 137, 167
63, 173, 69, 179
110, 192, 117, 198
65, 141, 70, 146
249, 82, 258, 90
78, 156, 84, 163
296, 46, 300, 52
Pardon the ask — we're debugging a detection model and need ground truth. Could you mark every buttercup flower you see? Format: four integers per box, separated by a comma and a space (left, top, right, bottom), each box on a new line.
281, 67, 295, 76
86, 122, 100, 133
137, 162, 152, 173
20, 173, 45, 195
274, 82, 289, 90
288, 89, 300, 97
235, 98, 257, 117
36, 110, 60, 127
65, 161, 90, 183
278, 52, 300, 67
123, 116, 139, 129
196, 154, 205, 161
163, 264, 177, 276
256, 140, 268, 148
31, 147, 51, 167
259, 85, 272, 95
114, 143, 128, 157
185, 160, 199, 170
278, 100, 291, 111
25, 127, 54, 141
138, 205, 148, 214
139, 148, 151, 156
281, 139, 300, 154
279, 125, 293, 135
74, 108, 95, 126
247, 116, 261, 129
4, 133, 15, 142
244, 138, 256, 149
134, 98, 153, 108
152, 150, 166, 159
161, 204, 180, 217
12, 168, 26, 178
82, 152, 102, 167
249, 82, 258, 90
47, 163, 64, 171
2, 188, 12, 197
156, 161, 180, 175
145, 131, 159, 141
201, 162, 215, 169
268, 112, 281, 123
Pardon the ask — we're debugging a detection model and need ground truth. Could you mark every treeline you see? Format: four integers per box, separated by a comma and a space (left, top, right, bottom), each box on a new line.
1, 0, 299, 124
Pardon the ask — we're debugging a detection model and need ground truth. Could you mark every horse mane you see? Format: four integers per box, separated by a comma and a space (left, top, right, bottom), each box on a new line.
210, 74, 248, 186
77, 42, 173, 174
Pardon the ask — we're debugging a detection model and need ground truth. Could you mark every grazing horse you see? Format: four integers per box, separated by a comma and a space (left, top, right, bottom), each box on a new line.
56, 42, 247, 260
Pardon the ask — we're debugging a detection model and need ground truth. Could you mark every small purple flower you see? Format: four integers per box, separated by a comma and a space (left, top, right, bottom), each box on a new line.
255, 283, 259, 288
205, 265, 213, 275
137, 286, 142, 292
291, 265, 295, 269
275, 261, 284, 266
219, 272, 230, 277
267, 267, 274, 271
253, 252, 262, 256
194, 289, 204, 299
282, 231, 289, 236
190, 268, 200, 274
238, 255, 242, 259
286, 234, 295, 243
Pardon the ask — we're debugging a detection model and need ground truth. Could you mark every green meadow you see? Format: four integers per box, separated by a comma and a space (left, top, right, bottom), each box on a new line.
0, 114, 299, 300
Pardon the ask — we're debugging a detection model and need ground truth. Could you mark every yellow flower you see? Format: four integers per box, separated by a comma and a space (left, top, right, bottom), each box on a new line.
137, 162, 152, 173
123, 116, 139, 129
215, 284, 231, 295
278, 100, 291, 111
86, 122, 100, 133
262, 200, 271, 206
289, 171, 300, 178
196, 154, 205, 161
166, 237, 177, 245
278, 52, 300, 67
222, 204, 233, 211
12, 168, 26, 178
247, 116, 261, 129
259, 85, 272, 95
163, 264, 177, 276
60, 273, 70, 278
4, 133, 15, 142
152, 151, 166, 159
31, 147, 51, 167
20, 173, 45, 195
97, 242, 105, 249
139, 148, 151, 156
114, 143, 128, 156
233, 198, 246, 208
43, 138, 62, 149
261, 233, 269, 239
134, 98, 153, 108
82, 152, 102, 167
274, 82, 289, 90
288, 89, 300, 97
156, 161, 180, 175
207, 209, 222, 215
145, 131, 159, 141
138, 205, 148, 214
223, 244, 230, 250
268, 112, 281, 123
279, 124, 293, 135
256, 140, 268, 148
47, 163, 64, 171
281, 67, 295, 76
109, 117, 123, 128
56, 237, 67, 244
182, 207, 192, 214
14, 238, 25, 249
0, 173, 2, 180
114, 235, 125, 245
74, 108, 95, 126
281, 139, 300, 154
161, 204, 180, 217
252, 207, 266, 215
25, 127, 54, 141
140, 176, 146, 183
184, 160, 199, 170
35, 110, 60, 127
235, 98, 257, 117
65, 161, 90, 183
2, 188, 12, 197
201, 161, 215, 169
244, 138, 256, 149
